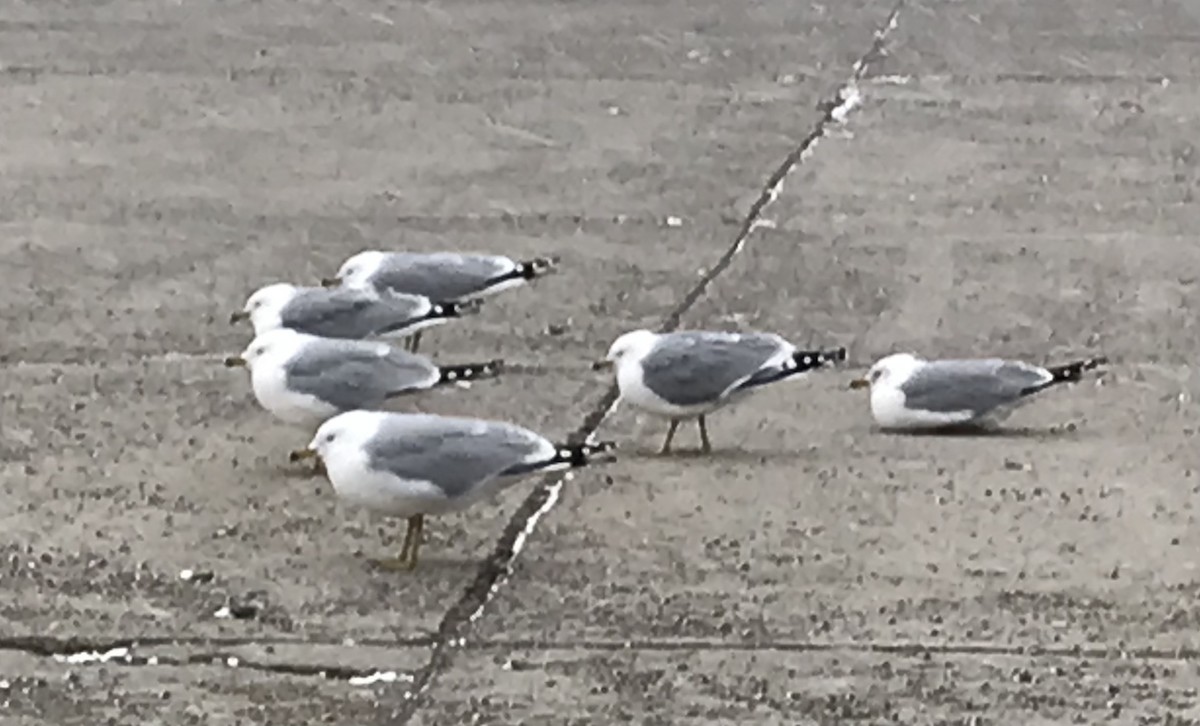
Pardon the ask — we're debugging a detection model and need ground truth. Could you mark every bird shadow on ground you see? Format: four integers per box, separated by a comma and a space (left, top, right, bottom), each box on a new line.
876, 423, 1086, 441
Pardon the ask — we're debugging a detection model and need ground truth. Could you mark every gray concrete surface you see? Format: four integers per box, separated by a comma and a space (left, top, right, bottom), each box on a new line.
2, 0, 1198, 724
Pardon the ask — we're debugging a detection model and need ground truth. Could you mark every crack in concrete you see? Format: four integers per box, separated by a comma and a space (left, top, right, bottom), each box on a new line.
4, 644, 384, 683
387, 2, 908, 721
58, 650, 382, 683
459, 638, 1200, 662
8, 630, 1200, 687
863, 72, 1174, 86
0, 635, 427, 684
0, 634, 436, 657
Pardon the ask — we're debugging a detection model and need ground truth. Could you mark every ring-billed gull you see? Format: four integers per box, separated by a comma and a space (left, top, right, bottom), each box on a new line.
322, 252, 558, 352
231, 283, 479, 353
324, 251, 559, 301
291, 410, 616, 570
597, 329, 847, 454
848, 352, 1108, 430
224, 328, 503, 429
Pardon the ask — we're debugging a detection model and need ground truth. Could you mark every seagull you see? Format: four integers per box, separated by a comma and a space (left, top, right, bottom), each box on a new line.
598, 329, 847, 454
230, 283, 478, 353
321, 251, 559, 351
224, 327, 502, 430
848, 352, 1108, 430
292, 410, 616, 570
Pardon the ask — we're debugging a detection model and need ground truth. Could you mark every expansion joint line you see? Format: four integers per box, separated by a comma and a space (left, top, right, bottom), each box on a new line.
389, 2, 906, 722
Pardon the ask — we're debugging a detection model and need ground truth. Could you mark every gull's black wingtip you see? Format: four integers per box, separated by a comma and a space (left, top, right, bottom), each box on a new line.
435, 298, 485, 318
1047, 356, 1109, 383
436, 359, 506, 385
555, 440, 618, 468
790, 346, 848, 372
518, 255, 560, 279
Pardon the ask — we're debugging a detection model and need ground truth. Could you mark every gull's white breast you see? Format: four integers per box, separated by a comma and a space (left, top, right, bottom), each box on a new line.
869, 380, 975, 429
328, 462, 448, 518
616, 357, 714, 417
249, 308, 285, 337
250, 358, 337, 427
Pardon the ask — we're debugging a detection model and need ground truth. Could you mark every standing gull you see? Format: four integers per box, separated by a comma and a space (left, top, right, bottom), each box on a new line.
848, 352, 1108, 430
224, 328, 503, 429
292, 410, 616, 570
598, 329, 847, 454
231, 283, 479, 353
323, 251, 559, 352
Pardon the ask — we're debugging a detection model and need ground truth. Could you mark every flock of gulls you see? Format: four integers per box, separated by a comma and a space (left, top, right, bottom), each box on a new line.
226, 249, 1106, 570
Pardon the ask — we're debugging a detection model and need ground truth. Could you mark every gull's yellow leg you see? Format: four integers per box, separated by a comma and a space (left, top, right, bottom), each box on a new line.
373, 515, 423, 572
660, 420, 681, 455
698, 416, 712, 454
405, 515, 425, 569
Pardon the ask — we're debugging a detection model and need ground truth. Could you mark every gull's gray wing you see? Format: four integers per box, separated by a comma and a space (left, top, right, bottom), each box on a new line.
280, 288, 430, 340
900, 359, 1053, 416
369, 253, 516, 301
284, 340, 439, 411
638, 331, 792, 407
364, 415, 550, 499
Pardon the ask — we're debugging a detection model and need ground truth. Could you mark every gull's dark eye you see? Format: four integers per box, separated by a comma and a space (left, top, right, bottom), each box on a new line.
254, 347, 265, 356
324, 433, 336, 443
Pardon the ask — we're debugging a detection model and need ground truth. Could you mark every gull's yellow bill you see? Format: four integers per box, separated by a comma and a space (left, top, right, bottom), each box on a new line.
289, 448, 318, 462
